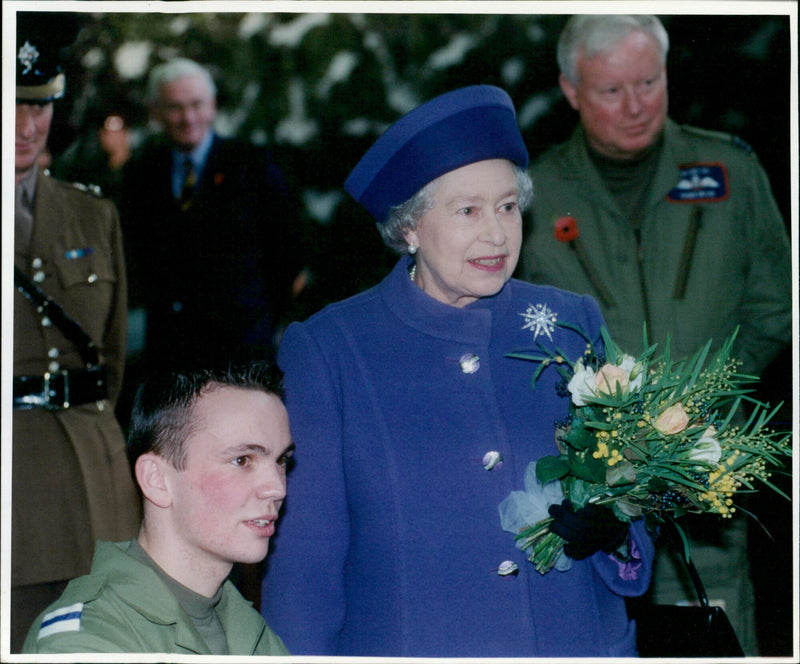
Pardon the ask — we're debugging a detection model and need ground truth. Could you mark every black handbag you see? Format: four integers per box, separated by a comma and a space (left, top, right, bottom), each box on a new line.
628, 547, 744, 657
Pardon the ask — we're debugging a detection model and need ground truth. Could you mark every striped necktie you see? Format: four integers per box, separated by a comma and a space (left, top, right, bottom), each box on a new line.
179, 156, 197, 211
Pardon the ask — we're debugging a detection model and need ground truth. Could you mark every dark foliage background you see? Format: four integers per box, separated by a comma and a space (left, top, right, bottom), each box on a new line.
40, 8, 792, 316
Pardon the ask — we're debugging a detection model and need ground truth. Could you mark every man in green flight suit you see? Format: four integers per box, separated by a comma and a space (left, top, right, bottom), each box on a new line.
518, 15, 791, 656
23, 363, 293, 655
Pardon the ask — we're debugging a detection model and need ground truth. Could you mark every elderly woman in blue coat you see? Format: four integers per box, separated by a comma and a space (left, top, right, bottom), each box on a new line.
261, 85, 654, 657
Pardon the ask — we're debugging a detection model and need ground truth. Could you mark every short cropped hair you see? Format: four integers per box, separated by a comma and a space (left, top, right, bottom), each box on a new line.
127, 362, 284, 472
378, 163, 534, 254
558, 15, 670, 85
145, 57, 217, 107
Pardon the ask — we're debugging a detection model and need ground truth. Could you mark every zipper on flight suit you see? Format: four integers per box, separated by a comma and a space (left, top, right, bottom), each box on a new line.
633, 229, 652, 334
672, 206, 703, 300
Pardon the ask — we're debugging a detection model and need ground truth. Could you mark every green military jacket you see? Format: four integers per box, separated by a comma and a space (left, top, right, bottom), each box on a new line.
519, 119, 791, 375
23, 541, 289, 656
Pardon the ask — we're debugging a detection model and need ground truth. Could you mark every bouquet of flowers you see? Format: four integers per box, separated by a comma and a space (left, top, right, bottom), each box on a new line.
499, 323, 791, 575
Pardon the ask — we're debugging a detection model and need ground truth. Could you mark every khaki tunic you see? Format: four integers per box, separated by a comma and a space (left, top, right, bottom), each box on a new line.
12, 170, 140, 587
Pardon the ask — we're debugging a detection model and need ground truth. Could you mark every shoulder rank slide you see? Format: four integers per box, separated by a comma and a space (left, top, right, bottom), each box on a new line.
71, 181, 104, 197
667, 163, 729, 203
38, 602, 84, 640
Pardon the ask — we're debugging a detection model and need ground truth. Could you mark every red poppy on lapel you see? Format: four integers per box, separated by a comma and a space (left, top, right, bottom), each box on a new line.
554, 216, 579, 243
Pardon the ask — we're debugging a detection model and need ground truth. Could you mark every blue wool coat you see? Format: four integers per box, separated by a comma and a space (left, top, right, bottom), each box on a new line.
262, 257, 654, 657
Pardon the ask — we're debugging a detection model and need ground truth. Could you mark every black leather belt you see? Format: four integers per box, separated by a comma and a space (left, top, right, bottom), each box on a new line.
13, 366, 109, 410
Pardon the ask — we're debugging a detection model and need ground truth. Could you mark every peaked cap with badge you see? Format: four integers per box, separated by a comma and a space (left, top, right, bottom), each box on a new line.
16, 11, 81, 104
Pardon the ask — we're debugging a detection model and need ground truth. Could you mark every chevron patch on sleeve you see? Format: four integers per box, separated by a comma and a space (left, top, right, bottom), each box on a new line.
38, 602, 84, 640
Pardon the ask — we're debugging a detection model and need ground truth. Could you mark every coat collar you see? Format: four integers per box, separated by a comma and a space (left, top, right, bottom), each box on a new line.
559, 118, 685, 217
644, 118, 692, 209
94, 541, 264, 655
560, 126, 621, 214
378, 256, 514, 345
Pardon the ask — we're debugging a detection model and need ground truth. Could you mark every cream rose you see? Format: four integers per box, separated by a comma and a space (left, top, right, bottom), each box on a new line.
595, 363, 630, 394
568, 355, 642, 406
654, 402, 690, 435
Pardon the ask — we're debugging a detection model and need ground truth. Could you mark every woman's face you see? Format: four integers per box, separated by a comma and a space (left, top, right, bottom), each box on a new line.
404, 159, 522, 308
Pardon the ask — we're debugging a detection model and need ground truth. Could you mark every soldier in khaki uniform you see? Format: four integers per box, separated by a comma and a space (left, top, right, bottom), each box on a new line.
519, 15, 791, 656
11, 13, 140, 652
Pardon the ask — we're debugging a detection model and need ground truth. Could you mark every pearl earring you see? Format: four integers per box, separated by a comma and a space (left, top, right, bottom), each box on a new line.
408, 244, 417, 255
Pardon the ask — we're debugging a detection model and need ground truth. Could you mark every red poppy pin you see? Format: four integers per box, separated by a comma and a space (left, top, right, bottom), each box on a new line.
550, 215, 615, 309
554, 216, 579, 243
214, 172, 225, 186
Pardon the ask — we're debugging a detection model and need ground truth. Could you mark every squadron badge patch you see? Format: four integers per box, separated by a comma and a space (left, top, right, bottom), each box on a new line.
667, 163, 729, 203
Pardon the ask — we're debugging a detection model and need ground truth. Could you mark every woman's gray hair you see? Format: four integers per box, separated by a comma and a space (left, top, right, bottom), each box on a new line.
558, 15, 670, 85
378, 163, 534, 254
145, 57, 217, 108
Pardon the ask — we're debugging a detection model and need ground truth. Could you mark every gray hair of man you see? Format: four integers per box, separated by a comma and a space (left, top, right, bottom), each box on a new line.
558, 15, 670, 85
145, 57, 217, 108
378, 163, 534, 254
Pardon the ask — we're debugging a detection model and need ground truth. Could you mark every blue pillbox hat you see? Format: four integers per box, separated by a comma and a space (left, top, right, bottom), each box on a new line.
345, 85, 529, 224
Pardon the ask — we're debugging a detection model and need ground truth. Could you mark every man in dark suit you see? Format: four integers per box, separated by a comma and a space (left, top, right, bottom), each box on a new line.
12, 12, 141, 652
119, 58, 306, 386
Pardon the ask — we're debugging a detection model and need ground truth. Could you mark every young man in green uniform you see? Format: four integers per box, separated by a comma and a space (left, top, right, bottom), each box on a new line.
518, 15, 792, 655
23, 364, 293, 655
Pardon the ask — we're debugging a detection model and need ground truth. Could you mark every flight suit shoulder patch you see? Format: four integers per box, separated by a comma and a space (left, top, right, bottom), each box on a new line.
37, 603, 85, 640
35, 575, 108, 641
